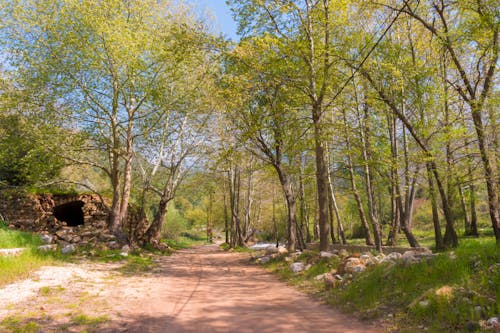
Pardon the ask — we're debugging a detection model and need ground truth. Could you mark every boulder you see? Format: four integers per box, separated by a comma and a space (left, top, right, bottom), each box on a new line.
257, 256, 271, 264
320, 251, 336, 258
486, 317, 499, 328
40, 234, 54, 244
265, 245, 279, 255
289, 262, 305, 273
277, 246, 288, 255
61, 244, 75, 254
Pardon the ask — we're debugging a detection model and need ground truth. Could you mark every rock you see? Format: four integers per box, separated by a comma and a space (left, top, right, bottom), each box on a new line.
289, 262, 305, 273
121, 245, 131, 254
277, 246, 288, 255
338, 249, 349, 258
40, 234, 54, 244
351, 265, 366, 274
38, 244, 57, 252
418, 300, 430, 308
0, 248, 25, 257
120, 252, 129, 257
284, 256, 293, 262
486, 317, 499, 327
334, 274, 343, 281
449, 251, 457, 260
320, 251, 336, 258
359, 254, 371, 262
265, 245, 279, 255
324, 275, 338, 289
314, 273, 330, 281
257, 256, 271, 264
61, 244, 75, 254
305, 264, 312, 271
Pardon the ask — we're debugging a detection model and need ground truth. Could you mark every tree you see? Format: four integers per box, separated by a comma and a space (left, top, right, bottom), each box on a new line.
1, 0, 208, 238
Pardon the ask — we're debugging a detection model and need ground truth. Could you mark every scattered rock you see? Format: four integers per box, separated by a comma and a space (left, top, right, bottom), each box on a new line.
265, 245, 279, 255
38, 244, 57, 252
61, 244, 75, 254
290, 262, 305, 273
324, 275, 338, 289
314, 273, 330, 281
351, 265, 366, 274
338, 249, 349, 258
257, 256, 271, 264
305, 264, 312, 271
277, 246, 288, 255
334, 274, 343, 281
0, 248, 25, 257
320, 251, 336, 258
449, 251, 457, 260
40, 234, 54, 244
486, 317, 499, 327
418, 300, 430, 308
359, 254, 372, 262
121, 245, 130, 254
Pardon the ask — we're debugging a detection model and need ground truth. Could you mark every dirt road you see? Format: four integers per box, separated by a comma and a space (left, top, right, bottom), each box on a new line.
0, 245, 382, 332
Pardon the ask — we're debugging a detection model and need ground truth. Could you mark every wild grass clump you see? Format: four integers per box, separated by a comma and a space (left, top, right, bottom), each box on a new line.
330, 238, 499, 331
0, 221, 70, 286
0, 221, 42, 249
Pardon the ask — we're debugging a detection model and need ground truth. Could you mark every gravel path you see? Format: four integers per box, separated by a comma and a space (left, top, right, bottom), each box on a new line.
0, 245, 382, 332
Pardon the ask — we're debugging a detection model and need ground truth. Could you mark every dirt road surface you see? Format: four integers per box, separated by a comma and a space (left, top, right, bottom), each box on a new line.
0, 245, 382, 332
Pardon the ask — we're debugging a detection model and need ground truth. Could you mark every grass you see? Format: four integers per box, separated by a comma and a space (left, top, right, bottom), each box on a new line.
70, 314, 110, 326
0, 222, 43, 249
162, 232, 207, 250
263, 238, 499, 332
1, 317, 41, 333
0, 220, 71, 287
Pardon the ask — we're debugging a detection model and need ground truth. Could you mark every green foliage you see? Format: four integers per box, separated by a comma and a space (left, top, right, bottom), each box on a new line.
0, 115, 63, 187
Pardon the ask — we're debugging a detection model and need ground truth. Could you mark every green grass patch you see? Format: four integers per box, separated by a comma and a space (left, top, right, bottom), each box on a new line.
117, 255, 155, 275
1, 316, 43, 333
70, 314, 110, 326
0, 222, 42, 249
330, 238, 499, 331
162, 233, 207, 250
0, 221, 69, 287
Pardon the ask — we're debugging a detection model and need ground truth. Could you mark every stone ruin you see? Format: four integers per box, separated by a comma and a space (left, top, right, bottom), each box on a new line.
0, 192, 121, 247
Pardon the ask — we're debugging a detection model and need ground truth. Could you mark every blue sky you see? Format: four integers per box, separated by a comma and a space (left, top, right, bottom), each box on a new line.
187, 1, 239, 40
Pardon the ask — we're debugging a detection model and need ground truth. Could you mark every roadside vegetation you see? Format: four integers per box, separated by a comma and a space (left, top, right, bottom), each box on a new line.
0, 221, 66, 287
258, 238, 499, 332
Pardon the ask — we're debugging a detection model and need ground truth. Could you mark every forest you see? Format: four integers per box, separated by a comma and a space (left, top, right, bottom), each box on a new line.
0, 0, 498, 253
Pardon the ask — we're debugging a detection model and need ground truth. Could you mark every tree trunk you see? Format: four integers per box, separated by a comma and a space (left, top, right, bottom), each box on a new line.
299, 160, 311, 243
360, 105, 382, 251
223, 176, 229, 244
312, 108, 330, 251
469, 183, 479, 236
427, 164, 444, 250
275, 166, 297, 252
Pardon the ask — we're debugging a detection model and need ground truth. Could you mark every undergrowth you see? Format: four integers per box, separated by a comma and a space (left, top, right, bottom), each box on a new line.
263, 238, 499, 332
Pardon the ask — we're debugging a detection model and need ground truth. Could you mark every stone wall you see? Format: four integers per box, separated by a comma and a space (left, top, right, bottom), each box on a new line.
0, 192, 120, 247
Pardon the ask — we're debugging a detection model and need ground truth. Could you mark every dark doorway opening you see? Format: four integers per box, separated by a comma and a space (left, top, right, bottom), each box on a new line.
53, 201, 85, 227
